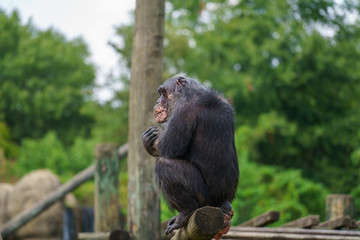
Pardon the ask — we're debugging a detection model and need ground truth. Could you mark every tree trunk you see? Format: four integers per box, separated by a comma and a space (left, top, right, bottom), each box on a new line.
127, 0, 165, 239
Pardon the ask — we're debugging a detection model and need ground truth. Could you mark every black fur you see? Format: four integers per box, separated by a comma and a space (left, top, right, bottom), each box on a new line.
142, 75, 239, 234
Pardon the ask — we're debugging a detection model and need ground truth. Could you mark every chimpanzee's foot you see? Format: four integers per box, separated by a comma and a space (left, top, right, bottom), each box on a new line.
218, 201, 233, 214
165, 212, 189, 235
214, 201, 234, 240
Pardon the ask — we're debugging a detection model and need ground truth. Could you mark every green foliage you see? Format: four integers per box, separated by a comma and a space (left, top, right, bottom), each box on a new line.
17, 131, 68, 176
17, 131, 96, 178
73, 181, 95, 206
84, 74, 130, 145
118, 165, 128, 213
161, 197, 176, 222
69, 137, 97, 173
160, 0, 360, 193
0, 10, 95, 145
351, 186, 360, 217
233, 151, 328, 225
112, 0, 360, 219
0, 121, 18, 159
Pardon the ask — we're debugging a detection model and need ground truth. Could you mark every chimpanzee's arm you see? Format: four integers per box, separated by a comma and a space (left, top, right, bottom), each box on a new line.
157, 105, 196, 159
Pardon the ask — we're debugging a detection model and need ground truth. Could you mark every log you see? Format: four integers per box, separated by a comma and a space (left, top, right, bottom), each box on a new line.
94, 144, 120, 232
78, 230, 130, 240
108, 230, 131, 240
117, 143, 128, 157
281, 215, 320, 228
224, 230, 360, 239
78, 232, 109, 240
170, 206, 224, 240
0, 144, 128, 238
326, 194, 354, 220
224, 227, 360, 239
314, 216, 357, 230
238, 211, 280, 227
231, 226, 360, 236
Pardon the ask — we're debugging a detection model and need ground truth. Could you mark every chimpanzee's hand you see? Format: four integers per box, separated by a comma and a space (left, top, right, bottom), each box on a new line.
142, 126, 160, 157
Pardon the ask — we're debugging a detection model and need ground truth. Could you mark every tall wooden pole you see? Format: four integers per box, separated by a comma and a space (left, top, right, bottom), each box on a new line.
127, 0, 164, 239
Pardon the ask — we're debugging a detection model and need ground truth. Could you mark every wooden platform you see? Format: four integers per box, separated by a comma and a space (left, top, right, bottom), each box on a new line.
223, 227, 360, 240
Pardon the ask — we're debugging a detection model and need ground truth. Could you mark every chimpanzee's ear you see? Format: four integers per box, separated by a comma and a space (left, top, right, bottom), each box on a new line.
176, 76, 187, 91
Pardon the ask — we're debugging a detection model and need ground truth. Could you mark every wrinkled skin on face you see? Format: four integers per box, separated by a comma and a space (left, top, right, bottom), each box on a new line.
154, 105, 167, 123
153, 87, 174, 123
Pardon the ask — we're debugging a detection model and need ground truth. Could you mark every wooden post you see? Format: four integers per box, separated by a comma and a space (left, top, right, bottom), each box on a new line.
326, 194, 354, 220
170, 207, 224, 240
94, 144, 120, 232
127, 0, 164, 239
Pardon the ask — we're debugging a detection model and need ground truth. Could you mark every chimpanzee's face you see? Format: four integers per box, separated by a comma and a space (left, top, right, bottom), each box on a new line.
153, 75, 187, 123
154, 84, 174, 123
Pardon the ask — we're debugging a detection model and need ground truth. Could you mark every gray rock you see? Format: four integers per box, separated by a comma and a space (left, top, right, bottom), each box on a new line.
6, 169, 63, 239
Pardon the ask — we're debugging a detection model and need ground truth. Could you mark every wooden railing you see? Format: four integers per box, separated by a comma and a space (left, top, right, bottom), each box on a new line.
0, 143, 128, 239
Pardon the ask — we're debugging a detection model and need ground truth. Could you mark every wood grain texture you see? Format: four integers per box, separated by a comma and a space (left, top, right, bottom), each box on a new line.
127, 0, 165, 239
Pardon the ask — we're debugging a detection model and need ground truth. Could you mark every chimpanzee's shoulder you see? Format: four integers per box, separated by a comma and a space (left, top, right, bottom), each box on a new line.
196, 89, 232, 108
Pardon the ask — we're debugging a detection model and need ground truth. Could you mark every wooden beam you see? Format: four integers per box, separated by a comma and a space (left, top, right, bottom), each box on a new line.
281, 215, 320, 228
223, 231, 360, 239
170, 206, 224, 240
314, 216, 357, 230
78, 232, 109, 240
224, 227, 360, 239
231, 227, 360, 236
108, 230, 130, 240
117, 143, 128, 157
238, 211, 280, 227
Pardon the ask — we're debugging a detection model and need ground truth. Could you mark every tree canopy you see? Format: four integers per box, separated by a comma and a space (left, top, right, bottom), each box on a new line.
0, 10, 95, 145
113, 0, 360, 194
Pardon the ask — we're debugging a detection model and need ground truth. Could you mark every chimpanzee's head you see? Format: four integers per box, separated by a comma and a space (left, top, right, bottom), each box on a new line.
153, 74, 201, 123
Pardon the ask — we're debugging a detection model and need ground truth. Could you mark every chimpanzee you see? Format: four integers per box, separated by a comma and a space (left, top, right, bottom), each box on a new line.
142, 74, 239, 235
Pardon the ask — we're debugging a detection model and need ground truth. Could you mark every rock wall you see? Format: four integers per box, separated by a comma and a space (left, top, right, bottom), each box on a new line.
0, 183, 13, 225
4, 169, 64, 239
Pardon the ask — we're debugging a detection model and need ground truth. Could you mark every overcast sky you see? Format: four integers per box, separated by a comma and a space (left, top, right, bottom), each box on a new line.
0, 0, 136, 101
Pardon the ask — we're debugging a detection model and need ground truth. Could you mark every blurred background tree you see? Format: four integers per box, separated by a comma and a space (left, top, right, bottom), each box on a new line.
0, 10, 95, 146
111, 0, 360, 223
112, 0, 360, 192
